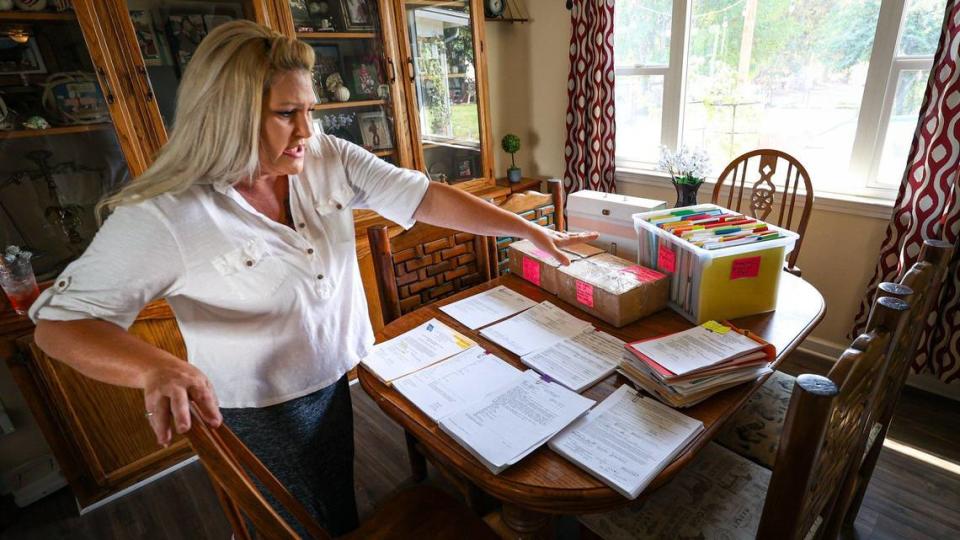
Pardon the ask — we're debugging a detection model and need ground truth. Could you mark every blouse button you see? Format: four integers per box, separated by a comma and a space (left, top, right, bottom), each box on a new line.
298, 222, 306, 228
307, 248, 314, 255
245, 260, 254, 267
335, 203, 343, 210
317, 274, 324, 280
58, 281, 66, 288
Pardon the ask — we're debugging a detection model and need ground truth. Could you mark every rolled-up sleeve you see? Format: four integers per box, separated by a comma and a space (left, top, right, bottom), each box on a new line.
335, 137, 430, 229
29, 204, 184, 330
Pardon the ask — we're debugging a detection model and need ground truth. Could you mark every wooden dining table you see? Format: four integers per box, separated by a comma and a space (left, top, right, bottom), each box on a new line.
358, 271, 825, 538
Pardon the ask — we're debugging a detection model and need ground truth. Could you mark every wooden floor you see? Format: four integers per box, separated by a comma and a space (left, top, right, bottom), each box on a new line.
2, 357, 960, 540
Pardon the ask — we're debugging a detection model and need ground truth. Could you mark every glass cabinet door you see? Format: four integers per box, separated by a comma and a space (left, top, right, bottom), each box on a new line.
0, 8, 133, 281
398, 0, 487, 183
287, 0, 407, 166
123, 1, 262, 130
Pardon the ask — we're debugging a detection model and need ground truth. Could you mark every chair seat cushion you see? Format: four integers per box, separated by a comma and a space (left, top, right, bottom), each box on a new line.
579, 443, 770, 540
714, 370, 796, 469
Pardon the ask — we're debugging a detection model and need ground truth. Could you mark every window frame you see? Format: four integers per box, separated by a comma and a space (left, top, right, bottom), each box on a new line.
614, 0, 939, 200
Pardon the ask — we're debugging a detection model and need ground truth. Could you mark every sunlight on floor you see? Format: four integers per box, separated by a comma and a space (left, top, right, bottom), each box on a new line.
883, 438, 960, 476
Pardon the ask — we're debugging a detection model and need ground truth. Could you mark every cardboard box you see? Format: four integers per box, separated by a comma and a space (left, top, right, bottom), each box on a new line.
557, 253, 669, 327
507, 240, 604, 294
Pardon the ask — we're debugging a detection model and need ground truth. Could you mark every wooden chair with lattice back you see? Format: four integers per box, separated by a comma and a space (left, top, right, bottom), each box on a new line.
492, 178, 566, 276
832, 238, 954, 534
184, 404, 498, 540
580, 295, 910, 540
367, 223, 494, 326
711, 149, 813, 276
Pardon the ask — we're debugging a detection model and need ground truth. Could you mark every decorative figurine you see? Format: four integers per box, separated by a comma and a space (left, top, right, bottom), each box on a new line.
326, 73, 350, 102
22, 116, 50, 130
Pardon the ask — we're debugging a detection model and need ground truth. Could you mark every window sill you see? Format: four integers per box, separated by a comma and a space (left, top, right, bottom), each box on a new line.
615, 168, 896, 220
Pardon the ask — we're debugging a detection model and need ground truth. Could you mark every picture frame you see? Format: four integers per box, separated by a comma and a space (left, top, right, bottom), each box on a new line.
346, 59, 381, 99
456, 158, 473, 178
130, 10, 163, 66
312, 44, 342, 97
0, 37, 47, 75
289, 0, 314, 31
338, 0, 374, 31
167, 14, 207, 74
357, 111, 392, 150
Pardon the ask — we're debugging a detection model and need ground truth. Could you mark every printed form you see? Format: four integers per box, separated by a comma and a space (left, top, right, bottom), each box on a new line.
439, 285, 538, 329
629, 325, 762, 376
361, 318, 476, 384
522, 330, 627, 392
480, 301, 593, 357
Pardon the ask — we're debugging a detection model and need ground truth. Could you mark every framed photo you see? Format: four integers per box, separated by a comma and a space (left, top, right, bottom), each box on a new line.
289, 0, 314, 31
347, 59, 380, 99
338, 0, 374, 31
357, 111, 392, 150
312, 44, 342, 86
456, 158, 473, 178
318, 111, 360, 144
0, 37, 47, 75
167, 14, 207, 73
130, 11, 163, 66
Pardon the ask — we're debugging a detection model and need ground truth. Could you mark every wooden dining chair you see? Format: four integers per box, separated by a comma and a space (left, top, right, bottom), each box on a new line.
834, 238, 954, 533
367, 223, 494, 326
579, 295, 909, 540
184, 404, 498, 540
713, 239, 952, 492
492, 178, 565, 276
711, 149, 813, 275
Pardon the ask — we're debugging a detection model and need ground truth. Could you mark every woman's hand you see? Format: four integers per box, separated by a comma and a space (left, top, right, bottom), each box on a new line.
142, 361, 222, 447
527, 227, 599, 266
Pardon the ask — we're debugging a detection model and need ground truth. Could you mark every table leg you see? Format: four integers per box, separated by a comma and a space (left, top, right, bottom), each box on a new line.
403, 430, 427, 482
500, 503, 550, 539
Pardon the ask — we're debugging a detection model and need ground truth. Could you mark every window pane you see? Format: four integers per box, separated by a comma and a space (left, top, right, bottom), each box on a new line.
876, 69, 929, 186
898, 0, 947, 57
683, 0, 881, 191
615, 1, 672, 67
616, 75, 664, 164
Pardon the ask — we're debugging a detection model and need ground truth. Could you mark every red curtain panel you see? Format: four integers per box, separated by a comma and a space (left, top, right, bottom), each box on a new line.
563, 0, 616, 194
852, 1, 960, 383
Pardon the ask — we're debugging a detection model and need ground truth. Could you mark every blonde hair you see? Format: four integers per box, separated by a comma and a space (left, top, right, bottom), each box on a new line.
98, 20, 314, 216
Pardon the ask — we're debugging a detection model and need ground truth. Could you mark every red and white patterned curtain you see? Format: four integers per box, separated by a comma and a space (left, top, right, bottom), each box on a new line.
563, 0, 616, 194
852, 1, 960, 384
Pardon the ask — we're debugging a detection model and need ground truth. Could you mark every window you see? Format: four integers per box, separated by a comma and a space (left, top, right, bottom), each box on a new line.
615, 0, 946, 198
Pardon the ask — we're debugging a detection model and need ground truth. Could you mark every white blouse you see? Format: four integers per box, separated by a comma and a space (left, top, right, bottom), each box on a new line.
29, 135, 430, 408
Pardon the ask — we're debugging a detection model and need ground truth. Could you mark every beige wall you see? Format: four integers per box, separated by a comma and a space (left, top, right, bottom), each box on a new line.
486, 3, 570, 180
485, 1, 893, 352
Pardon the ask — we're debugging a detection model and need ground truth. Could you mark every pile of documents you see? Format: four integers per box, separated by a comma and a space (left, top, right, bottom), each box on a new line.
619, 321, 774, 408
550, 385, 704, 498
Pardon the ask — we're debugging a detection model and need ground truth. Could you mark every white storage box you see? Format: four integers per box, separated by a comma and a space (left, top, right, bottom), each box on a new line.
567, 190, 666, 262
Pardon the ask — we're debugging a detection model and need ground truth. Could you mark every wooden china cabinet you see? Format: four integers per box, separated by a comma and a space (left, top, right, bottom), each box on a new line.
1, 0, 509, 511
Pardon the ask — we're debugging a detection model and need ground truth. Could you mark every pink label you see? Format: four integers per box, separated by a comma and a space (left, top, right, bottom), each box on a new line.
658, 244, 676, 273
575, 280, 595, 308
522, 256, 541, 286
621, 265, 666, 282
730, 256, 762, 280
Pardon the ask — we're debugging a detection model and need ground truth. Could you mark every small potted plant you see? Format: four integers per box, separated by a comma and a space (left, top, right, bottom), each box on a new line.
658, 145, 711, 208
501, 133, 522, 183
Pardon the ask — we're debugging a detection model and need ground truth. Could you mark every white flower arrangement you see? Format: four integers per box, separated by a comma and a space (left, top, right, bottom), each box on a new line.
658, 145, 711, 186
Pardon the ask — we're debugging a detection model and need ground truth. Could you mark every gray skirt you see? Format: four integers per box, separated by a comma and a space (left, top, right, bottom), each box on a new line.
220, 375, 359, 537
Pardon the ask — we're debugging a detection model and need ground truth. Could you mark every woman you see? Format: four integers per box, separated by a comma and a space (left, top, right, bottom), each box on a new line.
30, 21, 594, 535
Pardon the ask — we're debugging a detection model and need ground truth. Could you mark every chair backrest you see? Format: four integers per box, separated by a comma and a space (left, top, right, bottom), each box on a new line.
756, 295, 909, 539
184, 405, 331, 540
710, 149, 813, 271
822, 238, 955, 535
368, 222, 493, 326
493, 178, 565, 276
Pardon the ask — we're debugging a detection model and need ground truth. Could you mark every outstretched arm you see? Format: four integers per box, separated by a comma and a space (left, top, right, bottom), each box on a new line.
413, 183, 596, 265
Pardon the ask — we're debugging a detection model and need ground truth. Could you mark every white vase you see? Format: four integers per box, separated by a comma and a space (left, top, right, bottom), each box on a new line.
332, 85, 350, 102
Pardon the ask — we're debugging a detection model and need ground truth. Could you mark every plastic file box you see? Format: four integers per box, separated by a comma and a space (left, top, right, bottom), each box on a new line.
632, 204, 798, 324
567, 190, 666, 262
